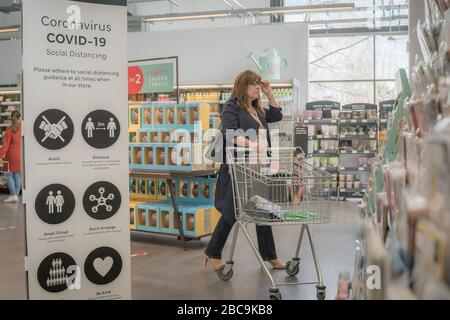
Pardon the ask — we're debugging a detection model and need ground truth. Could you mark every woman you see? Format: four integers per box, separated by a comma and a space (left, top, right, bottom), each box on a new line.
204, 70, 285, 270
0, 110, 22, 203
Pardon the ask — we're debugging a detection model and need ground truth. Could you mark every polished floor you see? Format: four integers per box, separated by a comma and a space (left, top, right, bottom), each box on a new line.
0, 194, 361, 300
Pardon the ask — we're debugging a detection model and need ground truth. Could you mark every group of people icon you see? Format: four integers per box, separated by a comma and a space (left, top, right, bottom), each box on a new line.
85, 118, 117, 138
46, 191, 65, 214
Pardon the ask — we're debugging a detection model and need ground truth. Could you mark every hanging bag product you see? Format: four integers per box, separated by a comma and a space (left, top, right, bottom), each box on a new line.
204, 126, 224, 163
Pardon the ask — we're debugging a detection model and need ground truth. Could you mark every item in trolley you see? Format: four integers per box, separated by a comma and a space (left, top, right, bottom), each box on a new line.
247, 195, 283, 219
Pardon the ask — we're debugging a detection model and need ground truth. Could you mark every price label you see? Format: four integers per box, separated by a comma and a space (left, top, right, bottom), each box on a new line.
362, 119, 367, 123
319, 150, 325, 154
352, 150, 357, 154
359, 167, 364, 171
351, 119, 357, 123
340, 167, 345, 171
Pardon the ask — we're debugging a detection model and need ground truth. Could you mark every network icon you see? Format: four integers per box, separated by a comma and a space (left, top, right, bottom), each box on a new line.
89, 187, 114, 213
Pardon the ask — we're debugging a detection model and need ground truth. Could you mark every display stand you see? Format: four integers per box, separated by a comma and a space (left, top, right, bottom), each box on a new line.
363, 69, 410, 216
130, 168, 217, 250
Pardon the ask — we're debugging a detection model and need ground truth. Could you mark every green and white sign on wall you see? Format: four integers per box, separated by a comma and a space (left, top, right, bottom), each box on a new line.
128, 62, 174, 94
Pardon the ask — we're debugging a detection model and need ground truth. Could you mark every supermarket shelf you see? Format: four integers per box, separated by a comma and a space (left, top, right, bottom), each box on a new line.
0, 101, 20, 106
339, 166, 372, 172
312, 150, 339, 155
338, 188, 367, 198
318, 166, 338, 172
339, 134, 377, 140
310, 135, 339, 140
338, 188, 366, 192
0, 88, 20, 95
310, 187, 338, 194
0, 112, 11, 116
340, 150, 376, 155
185, 100, 222, 104
339, 119, 377, 125
303, 119, 338, 125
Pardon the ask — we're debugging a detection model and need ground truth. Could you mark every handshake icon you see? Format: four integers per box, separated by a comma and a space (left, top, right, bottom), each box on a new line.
39, 116, 68, 142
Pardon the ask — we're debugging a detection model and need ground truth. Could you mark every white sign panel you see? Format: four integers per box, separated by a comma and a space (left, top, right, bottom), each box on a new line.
22, 0, 130, 299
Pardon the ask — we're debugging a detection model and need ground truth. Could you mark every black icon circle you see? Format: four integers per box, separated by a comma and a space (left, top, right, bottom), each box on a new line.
81, 110, 120, 149
83, 181, 121, 220
84, 247, 123, 285
33, 109, 74, 150
37, 252, 77, 293
35, 184, 75, 225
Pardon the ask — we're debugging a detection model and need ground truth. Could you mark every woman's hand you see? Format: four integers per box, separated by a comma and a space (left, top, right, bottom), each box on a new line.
261, 80, 273, 98
261, 80, 280, 108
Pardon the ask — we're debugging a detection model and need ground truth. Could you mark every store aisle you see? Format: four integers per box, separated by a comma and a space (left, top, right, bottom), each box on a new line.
0, 195, 27, 299
0, 195, 360, 300
131, 201, 361, 300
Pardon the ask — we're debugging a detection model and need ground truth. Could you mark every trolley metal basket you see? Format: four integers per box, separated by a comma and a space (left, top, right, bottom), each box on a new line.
216, 147, 333, 300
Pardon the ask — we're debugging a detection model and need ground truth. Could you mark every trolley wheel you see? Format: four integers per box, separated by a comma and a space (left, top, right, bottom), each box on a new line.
316, 285, 326, 300
217, 264, 233, 281
285, 260, 300, 277
269, 289, 282, 300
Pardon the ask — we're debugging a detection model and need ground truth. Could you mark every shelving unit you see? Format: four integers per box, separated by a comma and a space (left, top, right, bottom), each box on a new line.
0, 86, 21, 149
0, 86, 21, 191
305, 100, 341, 199
178, 79, 301, 149
303, 101, 382, 200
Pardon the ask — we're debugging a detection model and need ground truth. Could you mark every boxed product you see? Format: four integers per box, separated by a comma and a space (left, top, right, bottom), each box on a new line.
339, 111, 352, 119
352, 110, 366, 119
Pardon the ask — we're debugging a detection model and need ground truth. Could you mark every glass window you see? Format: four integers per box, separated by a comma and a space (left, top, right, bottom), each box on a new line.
310, 36, 374, 81
310, 81, 374, 104
375, 81, 396, 103
375, 35, 409, 79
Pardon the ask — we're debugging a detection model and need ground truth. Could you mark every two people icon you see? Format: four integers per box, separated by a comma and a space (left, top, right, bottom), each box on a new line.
46, 191, 64, 214
85, 118, 117, 139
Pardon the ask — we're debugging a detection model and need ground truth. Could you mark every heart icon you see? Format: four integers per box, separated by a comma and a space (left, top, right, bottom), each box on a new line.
93, 257, 113, 277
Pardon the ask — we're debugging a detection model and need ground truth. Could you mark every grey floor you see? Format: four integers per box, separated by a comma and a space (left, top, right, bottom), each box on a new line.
0, 194, 361, 300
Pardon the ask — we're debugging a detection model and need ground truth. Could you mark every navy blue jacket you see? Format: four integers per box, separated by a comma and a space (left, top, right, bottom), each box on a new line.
214, 98, 283, 224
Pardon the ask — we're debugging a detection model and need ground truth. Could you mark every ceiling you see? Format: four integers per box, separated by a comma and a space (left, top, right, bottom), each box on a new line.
0, 0, 409, 40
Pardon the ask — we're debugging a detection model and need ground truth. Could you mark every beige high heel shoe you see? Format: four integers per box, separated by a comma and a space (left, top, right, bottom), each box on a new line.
268, 259, 286, 270
204, 255, 222, 271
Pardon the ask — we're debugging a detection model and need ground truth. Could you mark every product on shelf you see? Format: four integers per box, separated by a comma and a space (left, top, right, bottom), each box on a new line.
339, 111, 352, 120
352, 110, 366, 119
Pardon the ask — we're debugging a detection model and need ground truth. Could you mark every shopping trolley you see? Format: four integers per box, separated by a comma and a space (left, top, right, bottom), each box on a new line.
216, 147, 333, 300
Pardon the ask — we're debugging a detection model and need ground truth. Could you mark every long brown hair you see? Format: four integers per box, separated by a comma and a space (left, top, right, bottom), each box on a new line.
231, 70, 266, 118
10, 110, 21, 133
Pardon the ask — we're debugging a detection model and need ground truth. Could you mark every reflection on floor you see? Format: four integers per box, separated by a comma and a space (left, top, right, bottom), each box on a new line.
0, 194, 360, 300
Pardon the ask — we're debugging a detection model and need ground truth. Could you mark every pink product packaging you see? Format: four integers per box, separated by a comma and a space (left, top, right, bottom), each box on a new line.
312, 110, 323, 120
358, 157, 368, 166
304, 110, 314, 119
